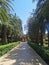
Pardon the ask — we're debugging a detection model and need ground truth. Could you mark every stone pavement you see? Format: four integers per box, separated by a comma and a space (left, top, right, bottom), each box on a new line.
0, 42, 47, 65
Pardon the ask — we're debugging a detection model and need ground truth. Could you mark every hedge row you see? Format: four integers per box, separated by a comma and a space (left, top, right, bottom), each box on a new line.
0, 42, 20, 57
28, 42, 49, 64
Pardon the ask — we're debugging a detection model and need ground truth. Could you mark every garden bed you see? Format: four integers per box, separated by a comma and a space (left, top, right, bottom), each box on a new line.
0, 42, 20, 57
28, 42, 49, 64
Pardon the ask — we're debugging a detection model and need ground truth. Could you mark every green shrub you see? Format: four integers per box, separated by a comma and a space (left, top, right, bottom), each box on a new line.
28, 42, 49, 64
0, 42, 20, 56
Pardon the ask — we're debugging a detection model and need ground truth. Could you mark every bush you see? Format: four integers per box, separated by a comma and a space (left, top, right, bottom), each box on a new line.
0, 42, 20, 56
28, 42, 49, 64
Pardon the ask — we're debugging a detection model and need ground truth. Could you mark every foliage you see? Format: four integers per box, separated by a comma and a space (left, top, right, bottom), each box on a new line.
28, 42, 49, 64
0, 0, 13, 24
0, 42, 20, 57
7, 15, 23, 42
0, 10, 22, 44
28, 0, 49, 46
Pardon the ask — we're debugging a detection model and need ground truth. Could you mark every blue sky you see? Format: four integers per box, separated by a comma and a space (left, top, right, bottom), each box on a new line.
12, 0, 37, 34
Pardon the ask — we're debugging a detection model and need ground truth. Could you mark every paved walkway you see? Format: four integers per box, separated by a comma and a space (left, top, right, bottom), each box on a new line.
0, 42, 47, 65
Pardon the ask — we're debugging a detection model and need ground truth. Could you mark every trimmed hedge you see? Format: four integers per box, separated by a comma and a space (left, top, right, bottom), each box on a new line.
28, 42, 49, 64
0, 42, 20, 57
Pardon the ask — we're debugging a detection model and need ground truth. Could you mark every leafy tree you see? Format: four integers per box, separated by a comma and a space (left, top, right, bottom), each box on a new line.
0, 0, 13, 44
28, 0, 49, 46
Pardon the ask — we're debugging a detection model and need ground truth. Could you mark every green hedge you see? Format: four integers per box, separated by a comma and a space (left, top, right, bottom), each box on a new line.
28, 42, 49, 64
0, 42, 20, 57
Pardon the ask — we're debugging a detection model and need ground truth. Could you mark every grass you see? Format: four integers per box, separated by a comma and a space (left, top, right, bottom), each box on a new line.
28, 42, 49, 64
0, 42, 20, 57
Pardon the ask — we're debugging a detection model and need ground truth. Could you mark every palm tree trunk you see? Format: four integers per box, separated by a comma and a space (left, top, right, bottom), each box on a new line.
40, 30, 43, 46
48, 32, 49, 47
36, 29, 39, 44
1, 25, 8, 44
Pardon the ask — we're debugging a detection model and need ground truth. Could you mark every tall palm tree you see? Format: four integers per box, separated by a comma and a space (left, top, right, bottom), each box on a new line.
0, 0, 13, 44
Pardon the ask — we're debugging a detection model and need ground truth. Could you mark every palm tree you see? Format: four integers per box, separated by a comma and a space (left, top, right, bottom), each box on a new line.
0, 0, 13, 44
9, 15, 22, 42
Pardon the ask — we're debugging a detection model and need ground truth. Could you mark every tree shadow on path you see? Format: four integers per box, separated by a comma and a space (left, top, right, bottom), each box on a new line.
1, 42, 47, 65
